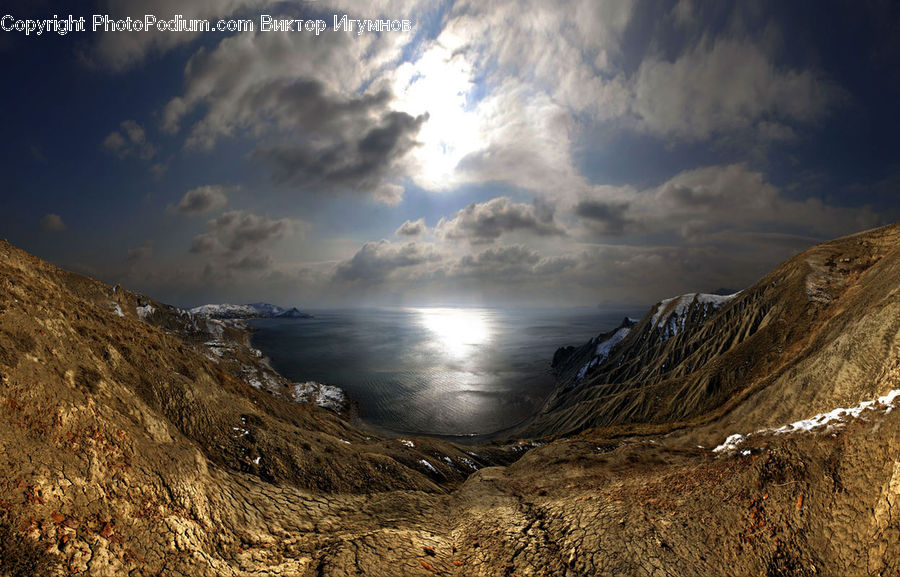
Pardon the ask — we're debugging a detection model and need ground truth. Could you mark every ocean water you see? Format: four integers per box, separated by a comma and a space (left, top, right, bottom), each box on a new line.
249, 307, 641, 437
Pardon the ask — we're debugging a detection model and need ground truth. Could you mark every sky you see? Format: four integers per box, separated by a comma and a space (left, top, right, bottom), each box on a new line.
1, 0, 898, 309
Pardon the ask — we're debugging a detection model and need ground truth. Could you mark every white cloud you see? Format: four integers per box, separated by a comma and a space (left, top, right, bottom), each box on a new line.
633, 38, 838, 141
396, 218, 427, 237
333, 240, 442, 283
436, 197, 564, 243
572, 164, 881, 242
389, 0, 633, 195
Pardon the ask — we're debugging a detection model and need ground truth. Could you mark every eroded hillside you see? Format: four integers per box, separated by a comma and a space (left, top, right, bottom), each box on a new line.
531, 223, 900, 444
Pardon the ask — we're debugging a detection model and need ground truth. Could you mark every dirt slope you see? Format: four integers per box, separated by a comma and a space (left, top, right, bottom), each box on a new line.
528, 223, 900, 444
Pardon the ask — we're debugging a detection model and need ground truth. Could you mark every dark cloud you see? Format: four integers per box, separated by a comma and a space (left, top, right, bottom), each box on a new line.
161, 30, 426, 203
204, 210, 293, 252
454, 245, 542, 277
231, 252, 274, 271
239, 79, 393, 136
168, 185, 229, 216
102, 120, 156, 160
574, 199, 631, 235
189, 234, 220, 254
437, 197, 565, 243
188, 210, 297, 276
396, 218, 427, 237
40, 214, 66, 232
333, 241, 441, 284
644, 164, 882, 240
567, 165, 884, 245
255, 111, 426, 198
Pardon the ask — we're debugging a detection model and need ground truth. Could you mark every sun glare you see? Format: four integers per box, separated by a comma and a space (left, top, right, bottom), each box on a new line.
416, 308, 491, 357
392, 43, 483, 188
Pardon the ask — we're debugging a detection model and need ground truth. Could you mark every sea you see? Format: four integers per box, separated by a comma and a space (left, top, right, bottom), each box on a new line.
249, 307, 642, 439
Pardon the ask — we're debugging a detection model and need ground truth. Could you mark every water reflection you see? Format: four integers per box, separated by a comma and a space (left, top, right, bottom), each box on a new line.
249, 307, 637, 436
413, 307, 492, 357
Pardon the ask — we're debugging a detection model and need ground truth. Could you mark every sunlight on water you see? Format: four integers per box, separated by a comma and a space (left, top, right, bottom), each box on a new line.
249, 308, 637, 436
414, 307, 491, 357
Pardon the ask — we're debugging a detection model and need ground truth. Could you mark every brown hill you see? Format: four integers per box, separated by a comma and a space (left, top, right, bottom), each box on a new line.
526, 223, 900, 444
0, 225, 898, 576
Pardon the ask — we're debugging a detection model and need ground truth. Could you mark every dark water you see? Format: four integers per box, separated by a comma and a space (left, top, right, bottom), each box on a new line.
249, 307, 640, 437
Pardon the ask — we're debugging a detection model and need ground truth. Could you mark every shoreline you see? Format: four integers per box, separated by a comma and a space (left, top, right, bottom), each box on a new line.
242, 313, 574, 443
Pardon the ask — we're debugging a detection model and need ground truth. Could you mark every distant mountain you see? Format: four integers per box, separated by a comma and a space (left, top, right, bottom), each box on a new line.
189, 302, 312, 319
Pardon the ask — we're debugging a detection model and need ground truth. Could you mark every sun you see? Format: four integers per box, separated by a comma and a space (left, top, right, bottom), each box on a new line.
415, 308, 491, 357
391, 42, 483, 189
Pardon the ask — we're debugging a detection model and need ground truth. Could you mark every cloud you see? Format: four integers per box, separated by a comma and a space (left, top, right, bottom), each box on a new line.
436, 197, 565, 243
573, 199, 632, 235
202, 210, 293, 252
452, 245, 542, 278
189, 234, 220, 254
333, 240, 442, 284
571, 164, 883, 243
389, 0, 633, 196
435, 0, 633, 116
396, 218, 427, 237
254, 110, 427, 199
632, 38, 839, 141
102, 120, 156, 160
168, 185, 230, 216
648, 164, 881, 239
386, 0, 846, 200
232, 251, 275, 270
188, 210, 299, 275
40, 213, 66, 232
163, 27, 424, 202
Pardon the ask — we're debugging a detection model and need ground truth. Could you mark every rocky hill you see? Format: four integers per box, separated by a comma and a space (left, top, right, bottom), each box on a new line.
0, 224, 898, 576
529, 223, 900, 445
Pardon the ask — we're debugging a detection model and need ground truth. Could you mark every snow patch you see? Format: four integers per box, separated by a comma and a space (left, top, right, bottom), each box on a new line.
574, 326, 632, 385
190, 302, 311, 319
418, 459, 438, 474
771, 389, 900, 433
714, 389, 900, 454
241, 366, 282, 392
595, 327, 631, 362
458, 456, 478, 470
290, 381, 346, 412
136, 304, 155, 319
399, 439, 415, 448
575, 357, 599, 383
712, 434, 746, 454
650, 292, 738, 340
